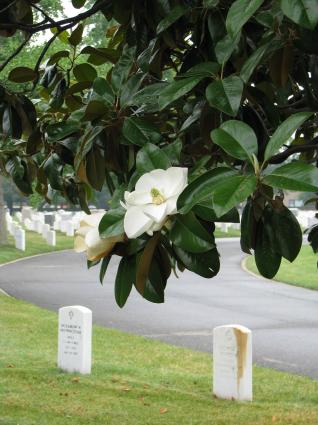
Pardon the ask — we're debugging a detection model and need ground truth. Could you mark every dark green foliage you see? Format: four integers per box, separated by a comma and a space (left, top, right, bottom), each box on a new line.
0, 0, 318, 305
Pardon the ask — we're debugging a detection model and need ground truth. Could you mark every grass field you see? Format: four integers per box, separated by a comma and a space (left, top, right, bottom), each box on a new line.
244, 245, 318, 290
1, 294, 318, 425
0, 230, 74, 265
214, 227, 240, 238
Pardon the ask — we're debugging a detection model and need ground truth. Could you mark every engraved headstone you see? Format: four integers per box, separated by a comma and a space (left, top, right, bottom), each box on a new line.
58, 306, 92, 374
213, 324, 252, 401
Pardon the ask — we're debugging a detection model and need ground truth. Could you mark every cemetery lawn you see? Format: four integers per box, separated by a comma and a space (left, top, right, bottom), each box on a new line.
244, 245, 318, 290
1, 296, 318, 425
214, 228, 240, 238
0, 231, 74, 265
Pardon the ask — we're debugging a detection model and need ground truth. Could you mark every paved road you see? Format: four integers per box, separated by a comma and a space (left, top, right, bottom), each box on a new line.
1, 239, 318, 379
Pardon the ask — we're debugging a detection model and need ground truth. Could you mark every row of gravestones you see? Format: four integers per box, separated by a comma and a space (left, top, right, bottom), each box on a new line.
6, 215, 26, 251
58, 306, 252, 401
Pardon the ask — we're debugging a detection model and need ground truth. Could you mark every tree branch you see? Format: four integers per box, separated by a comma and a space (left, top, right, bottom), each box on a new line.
0, 0, 109, 34
269, 137, 318, 164
0, 34, 31, 73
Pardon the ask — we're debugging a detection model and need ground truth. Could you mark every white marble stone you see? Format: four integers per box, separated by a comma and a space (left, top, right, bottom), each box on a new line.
58, 306, 92, 374
66, 221, 74, 237
42, 224, 50, 239
15, 228, 26, 251
213, 324, 252, 401
15, 212, 22, 222
35, 220, 44, 234
46, 230, 56, 246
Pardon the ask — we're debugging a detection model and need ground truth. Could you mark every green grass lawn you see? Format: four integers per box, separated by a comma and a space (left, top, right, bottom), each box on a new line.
244, 245, 318, 290
1, 295, 318, 424
215, 227, 241, 238
0, 230, 74, 265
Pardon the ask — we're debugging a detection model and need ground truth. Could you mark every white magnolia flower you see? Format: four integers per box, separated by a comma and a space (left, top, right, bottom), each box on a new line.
122, 167, 188, 239
74, 212, 123, 261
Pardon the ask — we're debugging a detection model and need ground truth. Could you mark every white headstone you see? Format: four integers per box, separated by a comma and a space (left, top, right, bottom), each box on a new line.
47, 230, 56, 246
220, 223, 229, 233
66, 221, 74, 237
58, 306, 92, 374
15, 229, 26, 251
35, 220, 44, 234
213, 324, 252, 401
42, 223, 50, 239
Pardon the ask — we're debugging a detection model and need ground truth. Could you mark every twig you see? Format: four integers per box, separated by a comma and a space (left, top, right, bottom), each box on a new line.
269, 137, 318, 164
0, 0, 109, 34
0, 34, 31, 73
0, 0, 17, 13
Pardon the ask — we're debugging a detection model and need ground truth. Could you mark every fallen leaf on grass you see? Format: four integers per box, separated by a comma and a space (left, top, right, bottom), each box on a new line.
160, 408, 168, 414
121, 387, 131, 392
71, 377, 80, 382
5, 364, 15, 368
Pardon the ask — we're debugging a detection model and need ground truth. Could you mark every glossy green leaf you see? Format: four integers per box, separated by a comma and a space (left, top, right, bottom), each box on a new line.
269, 205, 302, 262
263, 161, 318, 192
174, 246, 220, 278
92, 77, 114, 106
159, 77, 202, 110
193, 204, 240, 223
86, 147, 105, 191
115, 256, 135, 308
73, 63, 97, 82
177, 167, 238, 214
215, 32, 241, 64
170, 212, 215, 253
211, 120, 258, 162
206, 75, 243, 116
46, 122, 80, 142
264, 112, 313, 161
99, 256, 111, 284
254, 221, 282, 279
240, 198, 257, 254
111, 45, 135, 93
226, 0, 264, 37
136, 144, 171, 173
162, 138, 183, 164
68, 23, 84, 46
240, 42, 270, 83
8, 67, 37, 83
47, 50, 70, 65
156, 4, 189, 34
136, 233, 160, 296
281, 0, 318, 30
308, 225, 318, 253
213, 175, 257, 217
99, 208, 125, 238
180, 62, 220, 78
122, 117, 161, 146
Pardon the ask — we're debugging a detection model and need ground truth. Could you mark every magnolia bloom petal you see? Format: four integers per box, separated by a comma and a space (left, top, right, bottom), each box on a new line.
124, 205, 153, 239
74, 212, 123, 261
142, 203, 167, 223
123, 167, 188, 238
164, 167, 188, 198
124, 190, 152, 206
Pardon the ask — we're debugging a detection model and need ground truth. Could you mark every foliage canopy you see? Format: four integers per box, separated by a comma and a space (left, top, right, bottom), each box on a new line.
0, 0, 318, 305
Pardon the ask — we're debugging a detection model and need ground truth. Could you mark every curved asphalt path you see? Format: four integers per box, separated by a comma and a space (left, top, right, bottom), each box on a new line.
1, 239, 318, 379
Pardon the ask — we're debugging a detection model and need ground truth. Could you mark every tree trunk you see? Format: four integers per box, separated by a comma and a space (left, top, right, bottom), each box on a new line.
0, 175, 8, 245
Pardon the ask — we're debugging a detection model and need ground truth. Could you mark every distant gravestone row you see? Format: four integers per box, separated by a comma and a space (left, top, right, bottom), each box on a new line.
57, 305, 252, 401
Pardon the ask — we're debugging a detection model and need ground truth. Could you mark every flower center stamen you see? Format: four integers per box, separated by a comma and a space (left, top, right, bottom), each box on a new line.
150, 188, 165, 205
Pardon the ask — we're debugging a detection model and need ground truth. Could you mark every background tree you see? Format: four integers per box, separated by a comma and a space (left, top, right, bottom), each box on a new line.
0, 0, 318, 305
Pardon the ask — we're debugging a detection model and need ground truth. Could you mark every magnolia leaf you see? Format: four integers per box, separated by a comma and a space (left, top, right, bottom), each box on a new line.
213, 175, 257, 217
263, 162, 318, 192
226, 0, 264, 37
99, 208, 125, 238
281, 0, 318, 30
264, 112, 313, 161
206, 76, 243, 116
211, 120, 258, 163
115, 256, 135, 308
